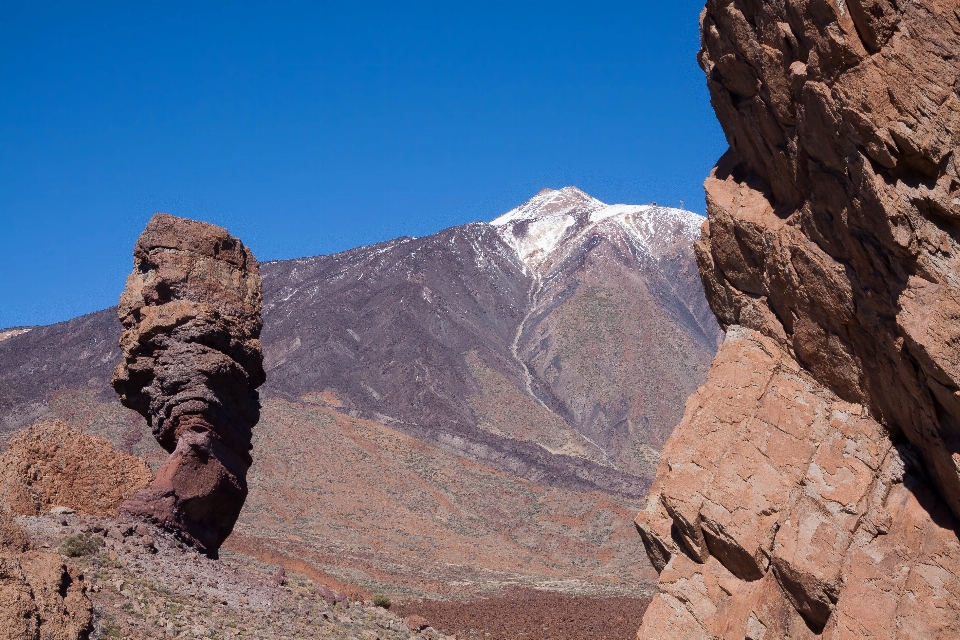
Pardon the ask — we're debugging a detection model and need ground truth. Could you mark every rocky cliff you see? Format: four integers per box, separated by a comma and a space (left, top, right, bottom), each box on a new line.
636, 0, 960, 637
112, 213, 265, 555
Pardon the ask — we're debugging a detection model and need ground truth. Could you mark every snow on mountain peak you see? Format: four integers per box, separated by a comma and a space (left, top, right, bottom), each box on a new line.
490, 186, 605, 226
490, 187, 704, 272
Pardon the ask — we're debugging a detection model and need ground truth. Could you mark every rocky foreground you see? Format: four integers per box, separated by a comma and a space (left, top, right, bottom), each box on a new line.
635, 0, 960, 637
2, 507, 454, 640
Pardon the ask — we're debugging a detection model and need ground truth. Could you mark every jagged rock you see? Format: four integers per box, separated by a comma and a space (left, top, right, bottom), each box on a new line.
636, 329, 960, 638
0, 509, 29, 554
635, 2, 960, 637
0, 421, 153, 517
403, 615, 430, 632
695, 0, 960, 520
0, 511, 92, 640
112, 213, 265, 555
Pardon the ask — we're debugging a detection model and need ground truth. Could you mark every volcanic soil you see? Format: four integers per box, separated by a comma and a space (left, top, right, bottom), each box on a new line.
395, 588, 652, 640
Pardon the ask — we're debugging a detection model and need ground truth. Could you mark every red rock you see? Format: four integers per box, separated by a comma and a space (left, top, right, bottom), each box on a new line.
404, 614, 430, 631
0, 545, 92, 640
113, 213, 265, 555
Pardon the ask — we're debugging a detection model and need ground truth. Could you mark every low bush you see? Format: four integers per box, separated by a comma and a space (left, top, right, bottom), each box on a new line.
59, 532, 104, 557
372, 593, 391, 609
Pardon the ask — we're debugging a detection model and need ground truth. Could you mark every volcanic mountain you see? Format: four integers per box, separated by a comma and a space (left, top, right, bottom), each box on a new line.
1, 187, 718, 485
0, 187, 719, 596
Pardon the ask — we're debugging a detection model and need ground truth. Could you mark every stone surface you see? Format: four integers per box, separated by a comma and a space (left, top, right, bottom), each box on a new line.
0, 510, 92, 640
13, 511, 457, 640
636, 329, 960, 638
0, 421, 152, 517
695, 0, 960, 521
112, 213, 265, 555
636, 2, 960, 636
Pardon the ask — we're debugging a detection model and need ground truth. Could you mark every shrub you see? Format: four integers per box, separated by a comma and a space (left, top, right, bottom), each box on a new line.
59, 532, 104, 557
372, 593, 391, 609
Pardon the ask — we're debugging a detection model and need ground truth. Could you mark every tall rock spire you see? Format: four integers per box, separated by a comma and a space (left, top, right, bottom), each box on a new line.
112, 213, 265, 555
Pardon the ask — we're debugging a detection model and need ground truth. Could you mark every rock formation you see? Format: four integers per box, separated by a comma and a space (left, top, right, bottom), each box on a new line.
112, 213, 265, 555
0, 510, 93, 640
637, 0, 960, 637
0, 421, 153, 517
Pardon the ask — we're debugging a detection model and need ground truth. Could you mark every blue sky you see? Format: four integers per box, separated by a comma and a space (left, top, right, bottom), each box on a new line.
0, 0, 726, 328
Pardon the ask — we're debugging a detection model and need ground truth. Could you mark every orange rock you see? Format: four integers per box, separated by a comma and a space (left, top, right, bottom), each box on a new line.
637, 1, 960, 637
0, 550, 92, 640
0, 421, 152, 517
636, 329, 960, 638
694, 0, 960, 521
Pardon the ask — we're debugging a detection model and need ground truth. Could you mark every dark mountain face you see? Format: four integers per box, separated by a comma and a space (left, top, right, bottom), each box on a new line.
0, 187, 720, 497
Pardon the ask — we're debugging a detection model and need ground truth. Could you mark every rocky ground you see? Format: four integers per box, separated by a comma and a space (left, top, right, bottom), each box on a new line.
15, 511, 454, 640
13, 509, 654, 640
395, 588, 651, 640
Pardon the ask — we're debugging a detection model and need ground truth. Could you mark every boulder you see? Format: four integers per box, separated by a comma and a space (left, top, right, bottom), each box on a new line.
0, 510, 92, 640
0, 421, 153, 517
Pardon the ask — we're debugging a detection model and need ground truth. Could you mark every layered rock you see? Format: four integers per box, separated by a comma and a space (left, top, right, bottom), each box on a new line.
696, 0, 960, 520
0, 421, 153, 517
112, 213, 265, 555
637, 0, 960, 637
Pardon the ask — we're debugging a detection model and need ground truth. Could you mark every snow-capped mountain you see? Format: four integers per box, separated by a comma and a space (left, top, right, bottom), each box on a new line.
491, 186, 704, 272
0, 187, 720, 493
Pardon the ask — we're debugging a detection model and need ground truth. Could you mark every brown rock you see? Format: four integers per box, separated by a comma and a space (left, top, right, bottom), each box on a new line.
404, 614, 430, 631
0, 550, 92, 640
694, 0, 960, 521
637, 330, 960, 638
113, 213, 265, 555
636, 2, 960, 636
0, 508, 29, 553
0, 421, 153, 517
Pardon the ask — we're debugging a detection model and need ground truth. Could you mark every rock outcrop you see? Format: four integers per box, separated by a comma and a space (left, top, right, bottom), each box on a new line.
636, 329, 960, 638
0, 510, 93, 640
0, 421, 153, 517
637, 1, 960, 637
112, 213, 265, 555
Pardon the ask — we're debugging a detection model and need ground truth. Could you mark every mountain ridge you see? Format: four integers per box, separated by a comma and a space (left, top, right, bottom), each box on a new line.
1, 187, 719, 493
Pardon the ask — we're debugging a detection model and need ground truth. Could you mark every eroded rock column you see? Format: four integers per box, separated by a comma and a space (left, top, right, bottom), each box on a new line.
113, 213, 265, 555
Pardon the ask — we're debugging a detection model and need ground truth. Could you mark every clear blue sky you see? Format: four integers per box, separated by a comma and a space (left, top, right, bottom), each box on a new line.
0, 0, 726, 328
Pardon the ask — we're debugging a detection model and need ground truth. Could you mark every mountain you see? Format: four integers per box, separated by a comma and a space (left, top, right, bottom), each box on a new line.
0, 187, 719, 596
249, 186, 720, 486
1, 187, 719, 486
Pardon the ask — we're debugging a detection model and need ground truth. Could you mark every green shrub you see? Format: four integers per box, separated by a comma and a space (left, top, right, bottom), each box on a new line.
371, 593, 391, 609
59, 532, 104, 557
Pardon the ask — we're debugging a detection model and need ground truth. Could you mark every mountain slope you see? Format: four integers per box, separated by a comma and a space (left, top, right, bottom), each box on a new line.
0, 187, 719, 488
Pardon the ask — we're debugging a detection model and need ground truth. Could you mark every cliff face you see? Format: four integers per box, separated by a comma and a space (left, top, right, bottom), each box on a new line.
637, 0, 960, 637
112, 213, 265, 555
